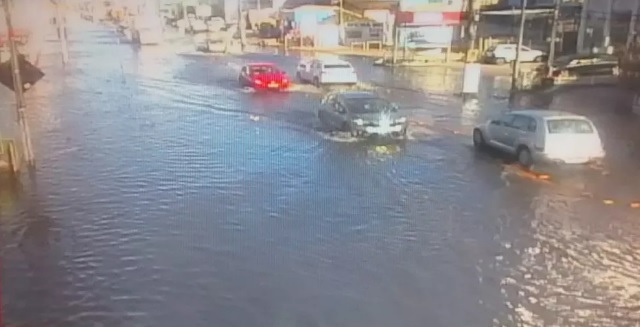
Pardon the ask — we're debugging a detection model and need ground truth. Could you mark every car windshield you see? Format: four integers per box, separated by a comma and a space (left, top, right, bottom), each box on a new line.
546, 119, 594, 134
344, 97, 395, 114
250, 66, 277, 74
323, 64, 351, 69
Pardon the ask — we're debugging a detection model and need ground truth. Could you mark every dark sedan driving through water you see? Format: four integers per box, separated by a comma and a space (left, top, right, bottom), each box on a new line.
318, 91, 408, 138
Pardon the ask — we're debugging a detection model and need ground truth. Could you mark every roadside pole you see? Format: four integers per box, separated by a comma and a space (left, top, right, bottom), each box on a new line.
237, 0, 246, 52
626, 0, 640, 48
2, 0, 35, 168
547, 0, 561, 74
391, 22, 398, 65
339, 0, 344, 42
56, 0, 69, 64
576, 0, 589, 53
603, 0, 613, 49
462, 0, 480, 101
508, 0, 528, 108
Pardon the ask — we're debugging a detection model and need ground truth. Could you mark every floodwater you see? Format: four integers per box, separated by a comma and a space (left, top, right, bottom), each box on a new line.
1, 19, 640, 327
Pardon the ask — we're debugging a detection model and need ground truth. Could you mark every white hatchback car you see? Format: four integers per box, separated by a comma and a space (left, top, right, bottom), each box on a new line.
296, 57, 358, 87
484, 44, 546, 65
473, 110, 605, 168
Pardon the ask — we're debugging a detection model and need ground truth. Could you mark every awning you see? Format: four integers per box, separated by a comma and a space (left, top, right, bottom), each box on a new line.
482, 8, 554, 16
395, 11, 462, 26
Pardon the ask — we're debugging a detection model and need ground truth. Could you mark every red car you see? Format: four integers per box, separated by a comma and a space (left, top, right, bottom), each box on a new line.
238, 63, 290, 91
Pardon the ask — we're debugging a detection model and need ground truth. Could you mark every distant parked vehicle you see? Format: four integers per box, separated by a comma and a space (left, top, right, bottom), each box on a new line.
296, 57, 358, 87
473, 110, 605, 168
483, 44, 546, 65
538, 53, 619, 87
207, 17, 226, 32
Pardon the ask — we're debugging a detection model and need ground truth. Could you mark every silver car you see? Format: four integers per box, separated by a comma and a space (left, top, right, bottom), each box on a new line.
473, 110, 605, 168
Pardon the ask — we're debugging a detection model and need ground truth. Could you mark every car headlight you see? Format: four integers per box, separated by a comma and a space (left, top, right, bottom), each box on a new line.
353, 119, 364, 125
395, 117, 406, 124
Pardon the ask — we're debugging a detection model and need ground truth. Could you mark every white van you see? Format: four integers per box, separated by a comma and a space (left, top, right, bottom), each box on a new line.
473, 110, 605, 168
296, 57, 358, 87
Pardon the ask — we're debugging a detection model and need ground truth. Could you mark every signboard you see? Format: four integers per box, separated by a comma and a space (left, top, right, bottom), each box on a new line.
344, 21, 384, 45
400, 26, 453, 48
196, 5, 212, 17
0, 55, 45, 93
395, 11, 462, 25
399, 0, 463, 12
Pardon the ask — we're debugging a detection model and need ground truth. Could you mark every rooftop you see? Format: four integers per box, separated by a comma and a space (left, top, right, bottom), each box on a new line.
512, 110, 588, 119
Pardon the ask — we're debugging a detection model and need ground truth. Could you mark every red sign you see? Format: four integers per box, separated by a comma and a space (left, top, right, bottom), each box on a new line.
395, 11, 462, 25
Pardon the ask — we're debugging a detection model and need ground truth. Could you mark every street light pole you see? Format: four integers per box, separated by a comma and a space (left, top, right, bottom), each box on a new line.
576, 0, 589, 53
547, 0, 561, 72
509, 0, 528, 107
55, 0, 69, 64
2, 0, 35, 168
339, 0, 344, 42
603, 0, 613, 48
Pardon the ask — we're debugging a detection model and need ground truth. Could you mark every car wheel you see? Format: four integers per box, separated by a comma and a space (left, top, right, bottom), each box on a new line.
533, 56, 544, 63
472, 129, 485, 149
517, 146, 533, 169
495, 58, 506, 65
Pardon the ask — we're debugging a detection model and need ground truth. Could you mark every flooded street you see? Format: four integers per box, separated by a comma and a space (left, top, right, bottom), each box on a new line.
2, 20, 640, 327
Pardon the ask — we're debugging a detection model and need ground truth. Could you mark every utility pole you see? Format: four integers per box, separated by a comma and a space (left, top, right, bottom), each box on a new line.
603, 0, 613, 48
462, 0, 481, 99
391, 21, 398, 65
464, 0, 479, 63
2, 0, 35, 168
547, 0, 561, 72
576, 0, 589, 53
339, 0, 344, 42
509, 0, 527, 107
237, 0, 246, 52
627, 0, 640, 48
55, 0, 69, 64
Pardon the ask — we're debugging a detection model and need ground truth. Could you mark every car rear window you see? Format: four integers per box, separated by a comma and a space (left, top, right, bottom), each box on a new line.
546, 119, 594, 134
323, 64, 351, 69
250, 66, 275, 74
343, 97, 394, 114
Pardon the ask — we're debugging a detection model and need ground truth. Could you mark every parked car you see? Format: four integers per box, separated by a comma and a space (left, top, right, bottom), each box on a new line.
296, 57, 358, 87
473, 110, 605, 168
483, 44, 546, 65
238, 63, 290, 91
318, 91, 408, 138
207, 17, 225, 32
538, 53, 619, 87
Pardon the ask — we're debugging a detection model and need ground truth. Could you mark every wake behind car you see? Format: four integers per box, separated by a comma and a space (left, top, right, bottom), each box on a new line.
318, 91, 407, 138
473, 110, 605, 168
239, 63, 290, 91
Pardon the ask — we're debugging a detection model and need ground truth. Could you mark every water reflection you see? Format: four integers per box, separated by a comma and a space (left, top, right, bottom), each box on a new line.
495, 181, 640, 326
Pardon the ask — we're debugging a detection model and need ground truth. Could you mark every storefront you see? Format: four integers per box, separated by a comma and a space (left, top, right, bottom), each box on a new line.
395, 10, 464, 49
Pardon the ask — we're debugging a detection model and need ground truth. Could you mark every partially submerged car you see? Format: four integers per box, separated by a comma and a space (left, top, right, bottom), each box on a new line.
318, 91, 408, 138
238, 63, 290, 91
473, 110, 605, 168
